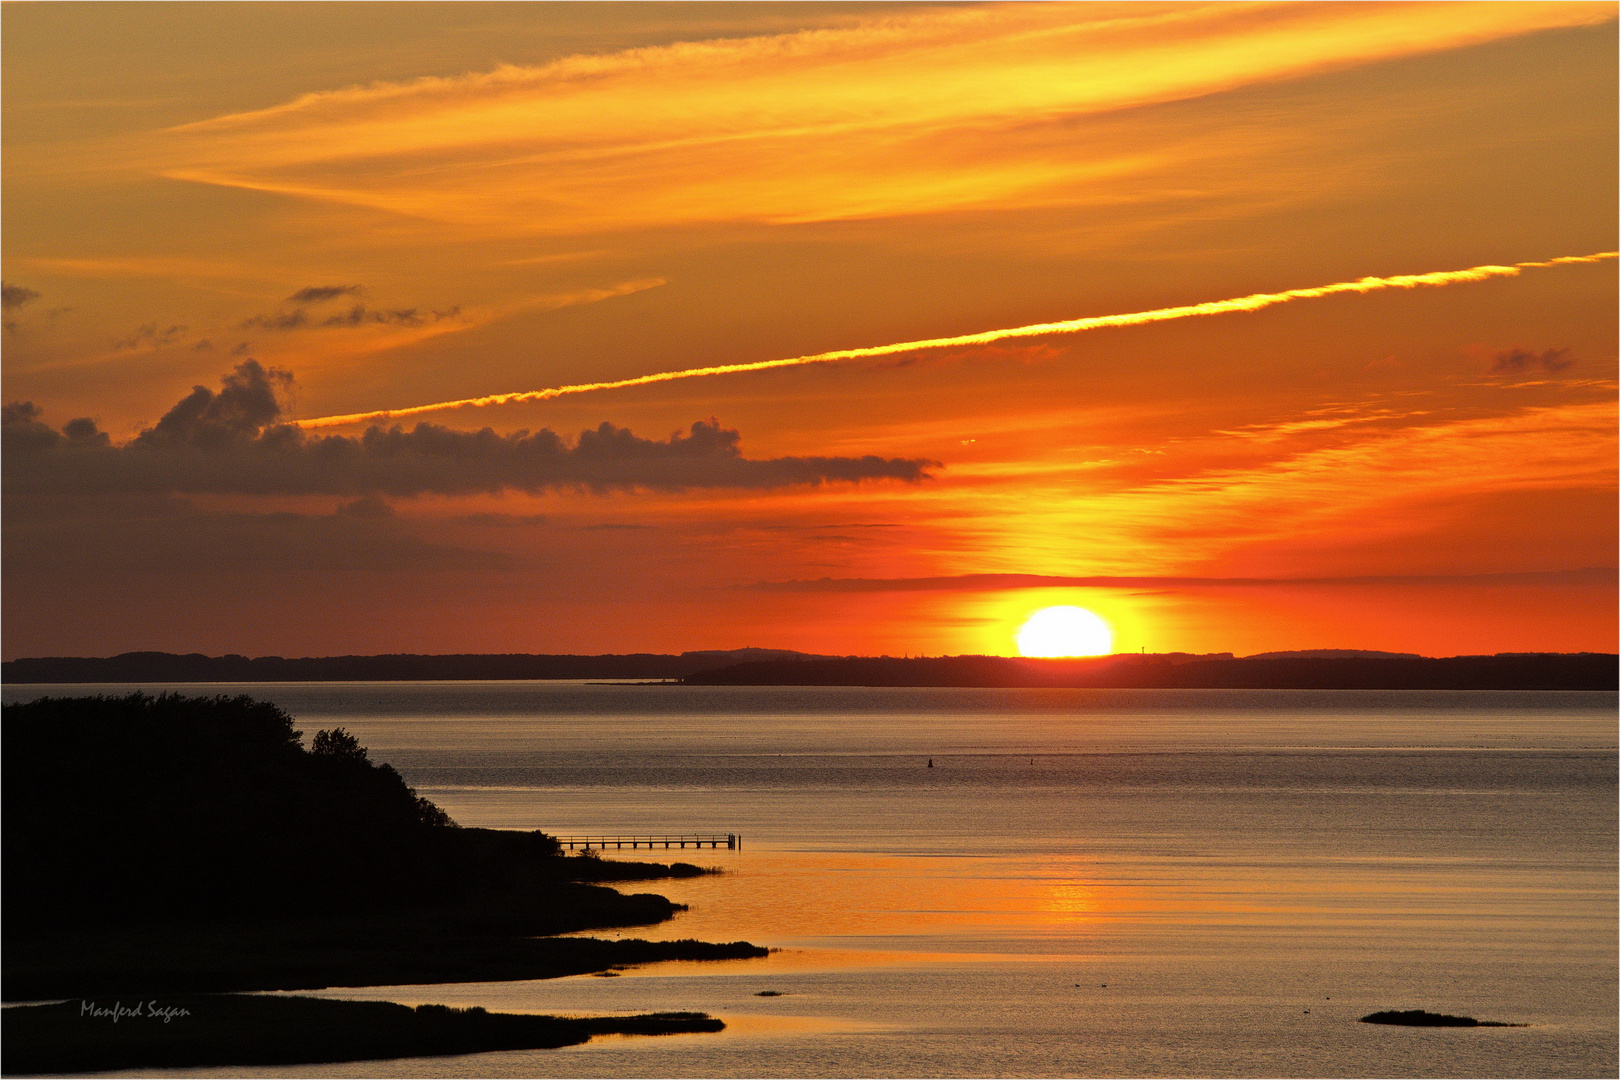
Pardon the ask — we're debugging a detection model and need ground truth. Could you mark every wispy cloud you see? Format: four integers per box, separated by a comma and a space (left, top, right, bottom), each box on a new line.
293, 252, 1616, 428
947, 398, 1618, 577
747, 567, 1617, 593
154, 4, 1613, 230
288, 284, 362, 304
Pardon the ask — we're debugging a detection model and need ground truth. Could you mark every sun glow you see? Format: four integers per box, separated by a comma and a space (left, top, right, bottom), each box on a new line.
1016, 606, 1113, 657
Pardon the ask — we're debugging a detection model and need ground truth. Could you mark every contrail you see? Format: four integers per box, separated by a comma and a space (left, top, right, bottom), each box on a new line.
295, 252, 1616, 429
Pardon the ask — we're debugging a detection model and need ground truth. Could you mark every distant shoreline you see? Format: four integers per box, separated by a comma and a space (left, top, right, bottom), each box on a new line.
5, 650, 1615, 690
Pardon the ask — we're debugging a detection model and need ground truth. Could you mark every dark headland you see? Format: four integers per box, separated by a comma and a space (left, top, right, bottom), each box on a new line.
1, 693, 766, 1073
8, 649, 1612, 689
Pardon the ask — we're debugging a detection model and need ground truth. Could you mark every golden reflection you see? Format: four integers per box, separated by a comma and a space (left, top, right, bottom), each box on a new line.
622, 850, 1133, 945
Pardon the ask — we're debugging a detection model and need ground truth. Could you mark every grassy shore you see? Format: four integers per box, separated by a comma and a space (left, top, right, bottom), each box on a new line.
3, 995, 725, 1075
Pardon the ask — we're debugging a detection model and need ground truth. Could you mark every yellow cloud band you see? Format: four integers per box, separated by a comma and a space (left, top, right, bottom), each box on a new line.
295, 252, 1617, 429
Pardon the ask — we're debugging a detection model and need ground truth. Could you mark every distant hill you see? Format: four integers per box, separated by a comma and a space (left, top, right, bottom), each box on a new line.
5, 649, 1614, 690
2, 649, 830, 683
681, 652, 1618, 690
1243, 649, 1424, 660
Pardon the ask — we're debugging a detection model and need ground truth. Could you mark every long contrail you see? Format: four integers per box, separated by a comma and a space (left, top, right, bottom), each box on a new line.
295, 252, 1616, 429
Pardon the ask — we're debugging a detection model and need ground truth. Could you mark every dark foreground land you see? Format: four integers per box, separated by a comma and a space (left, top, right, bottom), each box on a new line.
683, 652, 1619, 690
3, 996, 723, 1075
2, 693, 765, 1072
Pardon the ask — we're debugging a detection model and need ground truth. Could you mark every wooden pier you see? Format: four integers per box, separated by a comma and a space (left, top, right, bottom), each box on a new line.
555, 833, 740, 851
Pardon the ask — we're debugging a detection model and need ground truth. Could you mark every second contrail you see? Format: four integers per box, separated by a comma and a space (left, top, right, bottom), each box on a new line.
295, 252, 1616, 429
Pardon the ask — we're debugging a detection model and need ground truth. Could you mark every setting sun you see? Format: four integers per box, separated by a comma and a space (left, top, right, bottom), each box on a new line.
1016, 606, 1113, 657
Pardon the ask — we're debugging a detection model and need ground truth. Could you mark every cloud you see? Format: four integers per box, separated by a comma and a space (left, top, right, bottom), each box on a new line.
746, 568, 1618, 593
239, 309, 308, 331
154, 4, 1613, 232
334, 495, 395, 519
450, 512, 549, 527
3, 401, 111, 452
3, 361, 938, 497
240, 302, 460, 332
319, 304, 460, 328
293, 253, 1615, 429
113, 323, 189, 350
134, 359, 292, 449
2, 283, 41, 310
288, 285, 362, 303
1491, 347, 1574, 375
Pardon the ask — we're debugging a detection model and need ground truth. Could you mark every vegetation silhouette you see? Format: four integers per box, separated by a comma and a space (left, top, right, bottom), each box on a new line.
5, 694, 462, 926
3, 693, 765, 1005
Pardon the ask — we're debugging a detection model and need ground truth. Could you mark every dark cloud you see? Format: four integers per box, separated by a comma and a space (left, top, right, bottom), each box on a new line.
231, 342, 253, 356
133, 360, 293, 450
288, 285, 362, 304
3, 401, 111, 453
4, 495, 513, 625
2, 283, 41, 310
4, 362, 938, 497
114, 323, 189, 350
320, 304, 461, 328
1490, 347, 1573, 374
240, 303, 459, 331
192, 339, 215, 351
240, 309, 308, 331
334, 495, 395, 519
451, 512, 550, 527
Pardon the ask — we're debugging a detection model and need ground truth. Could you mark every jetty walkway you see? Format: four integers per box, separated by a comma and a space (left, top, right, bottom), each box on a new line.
556, 833, 741, 851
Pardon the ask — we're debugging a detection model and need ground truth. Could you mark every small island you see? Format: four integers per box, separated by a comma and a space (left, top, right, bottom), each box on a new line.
1, 692, 767, 1073
1360, 1010, 1525, 1028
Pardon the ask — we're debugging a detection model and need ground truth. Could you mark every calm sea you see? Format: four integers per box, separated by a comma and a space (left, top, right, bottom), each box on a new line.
5, 682, 1616, 1078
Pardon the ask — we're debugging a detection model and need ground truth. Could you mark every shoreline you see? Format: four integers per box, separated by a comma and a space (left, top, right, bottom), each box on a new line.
1, 995, 726, 1075
4, 855, 768, 1074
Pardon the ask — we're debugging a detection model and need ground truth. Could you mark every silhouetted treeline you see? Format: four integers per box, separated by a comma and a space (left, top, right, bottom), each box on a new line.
2, 693, 475, 928
3, 649, 821, 683
3, 693, 768, 1002
680, 652, 1619, 690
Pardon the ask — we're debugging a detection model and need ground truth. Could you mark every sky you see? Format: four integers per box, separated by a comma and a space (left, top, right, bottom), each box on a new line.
3, 1, 1616, 660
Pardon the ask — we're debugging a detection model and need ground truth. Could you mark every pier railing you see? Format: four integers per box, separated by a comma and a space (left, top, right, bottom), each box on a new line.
555, 833, 740, 851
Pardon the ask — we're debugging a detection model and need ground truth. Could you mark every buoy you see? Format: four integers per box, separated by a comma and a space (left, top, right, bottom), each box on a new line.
927, 758, 934, 767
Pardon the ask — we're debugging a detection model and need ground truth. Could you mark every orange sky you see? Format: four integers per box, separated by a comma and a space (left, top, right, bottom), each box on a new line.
4, 2, 1615, 659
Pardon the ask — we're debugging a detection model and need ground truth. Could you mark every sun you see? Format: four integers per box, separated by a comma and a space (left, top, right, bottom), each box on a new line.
1016, 606, 1113, 657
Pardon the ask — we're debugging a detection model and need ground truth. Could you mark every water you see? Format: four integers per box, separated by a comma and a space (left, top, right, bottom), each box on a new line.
5, 682, 1615, 1077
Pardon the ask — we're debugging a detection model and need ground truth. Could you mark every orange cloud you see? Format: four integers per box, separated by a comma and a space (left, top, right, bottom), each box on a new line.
153, 3, 1614, 231
934, 399, 1618, 578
